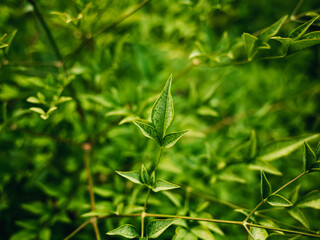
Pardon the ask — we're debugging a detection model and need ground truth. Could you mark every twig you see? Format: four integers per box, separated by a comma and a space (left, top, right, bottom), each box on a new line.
64, 220, 91, 240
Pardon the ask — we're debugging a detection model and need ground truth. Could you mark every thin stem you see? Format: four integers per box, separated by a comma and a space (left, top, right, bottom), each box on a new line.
244, 200, 265, 223
290, 0, 305, 20
273, 171, 306, 195
91, 217, 101, 240
64, 220, 91, 240
27, 0, 63, 62
65, 0, 153, 61
243, 224, 256, 240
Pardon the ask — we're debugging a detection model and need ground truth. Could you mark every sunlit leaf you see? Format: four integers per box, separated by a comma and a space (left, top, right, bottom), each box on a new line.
141, 164, 149, 184
116, 171, 142, 185
163, 130, 188, 148
287, 207, 309, 229
151, 74, 174, 138
107, 224, 139, 239
147, 219, 177, 238
251, 227, 268, 240
267, 194, 293, 207
152, 180, 180, 192
298, 190, 320, 209
190, 225, 215, 240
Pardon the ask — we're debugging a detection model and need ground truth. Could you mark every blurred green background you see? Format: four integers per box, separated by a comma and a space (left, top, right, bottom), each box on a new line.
1, 0, 320, 239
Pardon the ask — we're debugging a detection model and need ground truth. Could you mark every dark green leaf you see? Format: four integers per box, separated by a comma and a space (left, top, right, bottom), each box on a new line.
316, 141, 320, 161
147, 219, 177, 238
259, 15, 288, 42
163, 130, 188, 148
133, 120, 161, 145
267, 194, 293, 207
302, 31, 320, 40
287, 207, 309, 229
303, 142, 316, 172
116, 171, 142, 185
310, 162, 320, 172
152, 180, 180, 192
261, 171, 272, 199
289, 16, 319, 40
107, 224, 139, 239
289, 39, 320, 53
151, 74, 174, 138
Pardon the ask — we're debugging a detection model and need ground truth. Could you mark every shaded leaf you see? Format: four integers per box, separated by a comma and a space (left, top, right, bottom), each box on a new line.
173, 227, 197, 240
107, 224, 139, 239
298, 190, 320, 209
133, 120, 161, 145
261, 171, 272, 199
116, 171, 142, 185
267, 194, 293, 207
287, 207, 309, 229
147, 219, 177, 238
152, 180, 180, 192
316, 141, 320, 161
242, 32, 257, 59
247, 130, 257, 159
303, 142, 316, 172
302, 31, 320, 40
289, 16, 319, 40
289, 38, 320, 53
259, 15, 288, 42
163, 130, 188, 148
151, 74, 174, 138
310, 162, 320, 172
141, 164, 149, 184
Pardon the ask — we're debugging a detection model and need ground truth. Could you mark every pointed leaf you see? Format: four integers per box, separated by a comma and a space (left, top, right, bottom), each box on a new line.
251, 227, 268, 240
147, 219, 177, 238
289, 38, 320, 53
261, 171, 272, 199
190, 226, 215, 240
153, 180, 180, 192
173, 227, 197, 240
267, 194, 293, 207
150, 172, 156, 186
30, 107, 46, 115
151, 74, 174, 138
133, 120, 161, 145
298, 190, 320, 209
304, 142, 316, 171
242, 32, 257, 59
163, 130, 188, 148
289, 16, 319, 40
246, 130, 257, 159
302, 31, 320, 40
310, 162, 320, 172
316, 141, 320, 161
116, 171, 142, 185
27, 96, 41, 104
259, 15, 288, 43
287, 207, 310, 229
141, 164, 149, 184
107, 224, 139, 239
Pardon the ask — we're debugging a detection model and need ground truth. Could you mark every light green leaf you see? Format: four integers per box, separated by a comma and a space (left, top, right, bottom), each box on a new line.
259, 15, 288, 42
30, 107, 46, 115
173, 227, 197, 240
197, 106, 219, 117
258, 134, 320, 161
199, 221, 224, 236
190, 225, 215, 240
152, 179, 180, 192
289, 16, 319, 40
151, 74, 174, 138
147, 219, 177, 238
242, 32, 257, 60
249, 161, 282, 176
81, 211, 112, 218
141, 164, 149, 184
267, 194, 293, 207
27, 96, 41, 104
47, 106, 58, 114
304, 142, 316, 172
163, 130, 188, 148
247, 130, 257, 159
58, 96, 72, 103
261, 171, 272, 199
287, 207, 310, 229
116, 171, 142, 185
298, 190, 320, 209
251, 227, 268, 240
107, 224, 139, 239
133, 120, 161, 145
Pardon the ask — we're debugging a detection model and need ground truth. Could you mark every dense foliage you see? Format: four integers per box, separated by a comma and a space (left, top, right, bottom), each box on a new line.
1, 0, 320, 239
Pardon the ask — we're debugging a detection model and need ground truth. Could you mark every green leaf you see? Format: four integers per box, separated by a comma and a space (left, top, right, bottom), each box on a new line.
146, 219, 177, 238
133, 120, 161, 145
316, 141, 320, 161
150, 172, 156, 186
141, 164, 149, 184
258, 134, 320, 161
303, 142, 316, 172
116, 171, 142, 185
242, 32, 257, 60
246, 130, 257, 159
259, 15, 288, 43
163, 130, 188, 148
302, 31, 320, 40
251, 227, 268, 240
173, 227, 197, 240
151, 74, 174, 138
267, 194, 293, 207
289, 38, 320, 53
190, 226, 215, 240
152, 180, 180, 192
310, 162, 320, 172
107, 224, 139, 239
21, 202, 45, 215
261, 171, 272, 199
289, 16, 319, 40
298, 190, 320, 209
27, 96, 41, 104
287, 207, 309, 229
249, 161, 282, 176
30, 107, 46, 115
